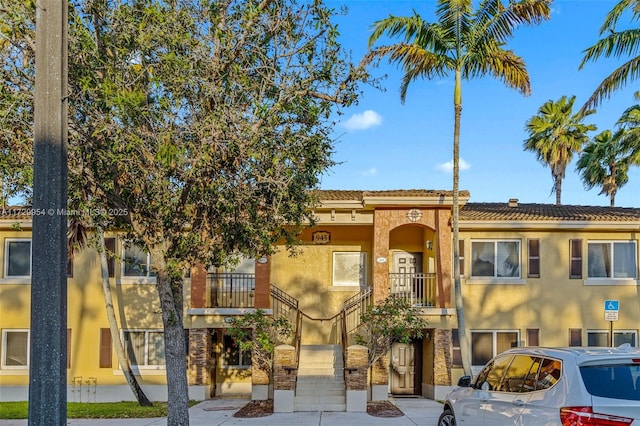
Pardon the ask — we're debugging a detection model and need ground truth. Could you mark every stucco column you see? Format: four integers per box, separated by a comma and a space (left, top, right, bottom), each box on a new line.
373, 210, 391, 302
435, 210, 452, 308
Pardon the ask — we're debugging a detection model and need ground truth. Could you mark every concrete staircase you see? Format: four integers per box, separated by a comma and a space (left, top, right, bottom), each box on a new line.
294, 345, 346, 412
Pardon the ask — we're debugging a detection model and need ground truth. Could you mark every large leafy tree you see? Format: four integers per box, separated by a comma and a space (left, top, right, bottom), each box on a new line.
1, 0, 152, 408
580, 0, 640, 110
366, 0, 550, 376
68, 1, 365, 424
0, 0, 35, 207
576, 128, 631, 206
4, 0, 366, 423
523, 95, 597, 205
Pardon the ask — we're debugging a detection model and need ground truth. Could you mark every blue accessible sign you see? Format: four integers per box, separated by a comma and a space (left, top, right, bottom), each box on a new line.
604, 300, 619, 321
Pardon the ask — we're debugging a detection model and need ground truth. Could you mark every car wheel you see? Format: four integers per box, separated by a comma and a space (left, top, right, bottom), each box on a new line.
438, 408, 456, 426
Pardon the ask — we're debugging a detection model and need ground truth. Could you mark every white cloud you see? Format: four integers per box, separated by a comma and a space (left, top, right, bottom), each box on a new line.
342, 110, 382, 131
435, 158, 471, 173
361, 167, 377, 176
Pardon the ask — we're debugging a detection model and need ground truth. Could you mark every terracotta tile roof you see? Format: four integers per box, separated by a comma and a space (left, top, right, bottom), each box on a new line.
0, 207, 32, 220
461, 203, 640, 222
315, 189, 469, 201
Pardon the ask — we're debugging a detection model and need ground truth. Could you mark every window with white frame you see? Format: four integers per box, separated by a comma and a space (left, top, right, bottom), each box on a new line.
587, 330, 637, 347
332, 252, 367, 287
587, 241, 637, 279
122, 243, 155, 278
1, 329, 29, 368
471, 330, 519, 367
471, 240, 521, 278
222, 333, 252, 368
122, 330, 165, 367
4, 239, 31, 278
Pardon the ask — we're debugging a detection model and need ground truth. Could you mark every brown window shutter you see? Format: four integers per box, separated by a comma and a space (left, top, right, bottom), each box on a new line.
99, 328, 112, 368
526, 328, 539, 346
569, 239, 582, 279
569, 328, 582, 346
67, 256, 74, 277
67, 329, 71, 368
528, 239, 540, 278
105, 238, 116, 278
458, 239, 465, 277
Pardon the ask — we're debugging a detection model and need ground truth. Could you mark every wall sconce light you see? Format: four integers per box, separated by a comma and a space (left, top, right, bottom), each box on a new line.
426, 240, 432, 250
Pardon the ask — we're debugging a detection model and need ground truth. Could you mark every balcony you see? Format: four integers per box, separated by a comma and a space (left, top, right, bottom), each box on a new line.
208, 273, 255, 308
389, 272, 436, 307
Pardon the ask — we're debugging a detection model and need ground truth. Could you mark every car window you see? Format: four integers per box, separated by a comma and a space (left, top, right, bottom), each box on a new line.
475, 355, 513, 391
580, 364, 640, 401
535, 358, 562, 390
522, 357, 542, 391
502, 355, 538, 393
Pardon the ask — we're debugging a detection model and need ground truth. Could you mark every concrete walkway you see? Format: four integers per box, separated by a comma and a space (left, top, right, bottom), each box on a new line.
0, 397, 443, 425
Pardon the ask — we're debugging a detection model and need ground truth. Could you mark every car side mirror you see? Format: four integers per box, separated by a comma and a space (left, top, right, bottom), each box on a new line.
457, 375, 472, 387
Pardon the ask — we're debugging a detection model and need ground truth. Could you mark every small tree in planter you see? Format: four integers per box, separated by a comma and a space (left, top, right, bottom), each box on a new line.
227, 309, 293, 399
354, 296, 428, 399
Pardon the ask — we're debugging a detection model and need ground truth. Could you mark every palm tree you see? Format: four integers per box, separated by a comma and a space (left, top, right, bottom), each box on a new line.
366, 0, 550, 376
523, 96, 597, 205
576, 129, 631, 206
580, 0, 640, 110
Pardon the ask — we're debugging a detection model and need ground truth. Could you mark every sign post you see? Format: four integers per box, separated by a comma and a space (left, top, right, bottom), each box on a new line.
604, 300, 619, 347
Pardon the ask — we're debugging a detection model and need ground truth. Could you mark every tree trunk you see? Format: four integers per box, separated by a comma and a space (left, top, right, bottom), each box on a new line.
555, 175, 562, 205
148, 247, 190, 426
97, 230, 153, 406
452, 69, 471, 377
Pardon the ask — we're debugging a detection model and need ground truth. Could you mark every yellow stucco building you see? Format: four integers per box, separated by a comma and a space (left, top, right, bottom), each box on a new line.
1, 190, 639, 402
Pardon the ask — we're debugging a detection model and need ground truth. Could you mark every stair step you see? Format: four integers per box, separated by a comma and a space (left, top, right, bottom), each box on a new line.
295, 395, 346, 404
298, 368, 342, 376
295, 387, 345, 397
294, 403, 347, 412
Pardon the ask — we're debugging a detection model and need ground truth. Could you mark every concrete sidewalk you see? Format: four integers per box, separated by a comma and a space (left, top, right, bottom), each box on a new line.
0, 397, 443, 425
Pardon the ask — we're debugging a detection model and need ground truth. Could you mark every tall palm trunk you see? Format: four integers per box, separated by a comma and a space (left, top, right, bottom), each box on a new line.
452, 70, 471, 376
97, 229, 152, 406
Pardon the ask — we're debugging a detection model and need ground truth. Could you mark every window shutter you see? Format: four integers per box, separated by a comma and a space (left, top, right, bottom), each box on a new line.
99, 328, 112, 368
570, 239, 582, 279
67, 255, 74, 277
526, 328, 539, 346
527, 239, 540, 278
67, 329, 71, 368
569, 328, 582, 346
105, 238, 116, 278
452, 329, 462, 368
458, 239, 465, 277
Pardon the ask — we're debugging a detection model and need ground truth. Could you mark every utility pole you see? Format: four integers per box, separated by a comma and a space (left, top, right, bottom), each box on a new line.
28, 0, 68, 424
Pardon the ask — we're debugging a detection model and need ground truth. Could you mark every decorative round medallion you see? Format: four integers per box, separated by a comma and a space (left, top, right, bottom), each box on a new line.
407, 208, 422, 222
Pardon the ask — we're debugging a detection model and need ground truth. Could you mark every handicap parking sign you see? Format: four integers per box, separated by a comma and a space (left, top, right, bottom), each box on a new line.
604, 300, 619, 321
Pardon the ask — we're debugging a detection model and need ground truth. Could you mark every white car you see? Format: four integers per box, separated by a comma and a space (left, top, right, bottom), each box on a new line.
438, 344, 640, 425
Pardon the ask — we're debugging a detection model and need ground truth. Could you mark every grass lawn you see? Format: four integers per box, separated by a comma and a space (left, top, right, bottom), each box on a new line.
0, 401, 200, 419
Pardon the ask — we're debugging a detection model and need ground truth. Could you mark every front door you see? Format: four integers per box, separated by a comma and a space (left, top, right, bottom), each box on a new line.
391, 252, 423, 301
391, 341, 420, 395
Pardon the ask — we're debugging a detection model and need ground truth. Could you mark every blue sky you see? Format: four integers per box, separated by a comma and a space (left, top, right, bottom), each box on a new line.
319, 0, 640, 208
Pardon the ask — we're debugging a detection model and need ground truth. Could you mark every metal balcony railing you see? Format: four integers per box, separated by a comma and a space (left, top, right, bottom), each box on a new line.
389, 272, 436, 307
208, 273, 255, 308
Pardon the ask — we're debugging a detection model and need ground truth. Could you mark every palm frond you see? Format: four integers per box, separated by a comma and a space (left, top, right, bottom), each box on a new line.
580, 29, 640, 65
582, 55, 640, 110
465, 46, 530, 95
599, 0, 640, 33
368, 13, 425, 48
